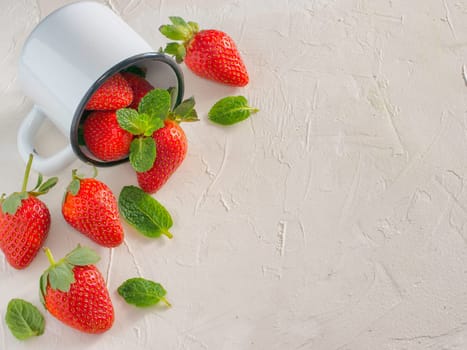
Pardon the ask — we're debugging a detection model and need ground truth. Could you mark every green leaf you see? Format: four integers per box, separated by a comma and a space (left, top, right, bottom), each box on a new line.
169, 16, 188, 27
2, 192, 29, 215
39, 272, 48, 306
37, 177, 58, 194
167, 87, 177, 107
187, 21, 199, 33
117, 278, 170, 307
65, 245, 100, 266
129, 137, 157, 172
163, 42, 186, 63
142, 115, 164, 137
48, 262, 75, 292
159, 16, 192, 41
117, 108, 147, 135
173, 96, 195, 117
208, 96, 259, 126
67, 178, 80, 196
5, 299, 45, 340
118, 186, 173, 238
32, 173, 43, 191
171, 96, 199, 122
138, 89, 171, 121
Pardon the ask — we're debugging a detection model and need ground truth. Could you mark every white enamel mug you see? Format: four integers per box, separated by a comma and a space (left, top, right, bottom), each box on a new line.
18, 1, 184, 174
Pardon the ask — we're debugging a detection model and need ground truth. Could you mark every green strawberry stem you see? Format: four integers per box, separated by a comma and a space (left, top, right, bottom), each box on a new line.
159, 17, 200, 63
44, 247, 56, 266
21, 154, 33, 192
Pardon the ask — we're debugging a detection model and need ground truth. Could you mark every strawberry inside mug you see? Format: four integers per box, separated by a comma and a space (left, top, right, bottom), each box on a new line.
71, 53, 184, 167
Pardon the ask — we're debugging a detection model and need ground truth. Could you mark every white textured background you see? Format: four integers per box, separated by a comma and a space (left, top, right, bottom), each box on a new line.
1, 0, 467, 349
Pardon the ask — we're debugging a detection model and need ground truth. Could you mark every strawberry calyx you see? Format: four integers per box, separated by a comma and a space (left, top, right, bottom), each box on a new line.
39, 245, 100, 306
1, 154, 58, 215
117, 88, 198, 172
66, 168, 98, 196
159, 16, 200, 63
168, 96, 199, 123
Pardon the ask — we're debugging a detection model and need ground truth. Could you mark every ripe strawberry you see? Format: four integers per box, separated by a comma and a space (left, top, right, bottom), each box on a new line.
136, 119, 188, 193
160, 17, 249, 87
62, 169, 124, 247
0, 154, 57, 269
85, 73, 133, 110
121, 72, 154, 109
40, 246, 114, 334
83, 110, 133, 161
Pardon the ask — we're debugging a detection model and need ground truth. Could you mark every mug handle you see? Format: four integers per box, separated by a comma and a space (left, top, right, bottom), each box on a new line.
17, 105, 76, 175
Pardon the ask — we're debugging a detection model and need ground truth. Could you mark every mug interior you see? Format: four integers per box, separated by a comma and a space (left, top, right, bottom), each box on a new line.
70, 52, 184, 167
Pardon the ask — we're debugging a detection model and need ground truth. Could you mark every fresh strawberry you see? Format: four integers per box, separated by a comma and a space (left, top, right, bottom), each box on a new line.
116, 89, 198, 193
85, 73, 133, 110
62, 169, 124, 247
136, 119, 188, 193
121, 72, 154, 109
0, 155, 57, 269
83, 110, 133, 161
40, 246, 114, 334
160, 17, 249, 87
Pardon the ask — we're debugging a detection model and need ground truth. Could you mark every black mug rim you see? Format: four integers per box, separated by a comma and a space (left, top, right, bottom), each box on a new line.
70, 52, 184, 167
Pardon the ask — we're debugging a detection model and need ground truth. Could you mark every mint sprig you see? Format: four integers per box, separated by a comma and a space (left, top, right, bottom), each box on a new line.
117, 277, 171, 307
117, 88, 199, 172
208, 96, 258, 126
117, 89, 168, 172
118, 185, 173, 239
5, 299, 45, 340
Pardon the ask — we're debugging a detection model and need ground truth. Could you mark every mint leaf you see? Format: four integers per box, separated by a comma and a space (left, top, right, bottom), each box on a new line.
117, 108, 147, 135
129, 137, 157, 172
48, 262, 75, 292
5, 299, 45, 340
143, 116, 164, 137
2, 192, 28, 215
65, 245, 100, 266
118, 186, 173, 238
117, 278, 170, 307
208, 96, 259, 126
138, 89, 171, 120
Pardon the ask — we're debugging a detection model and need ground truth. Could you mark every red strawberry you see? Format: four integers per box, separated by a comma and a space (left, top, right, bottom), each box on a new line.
0, 154, 57, 269
83, 110, 133, 161
62, 169, 124, 247
121, 72, 154, 109
85, 73, 133, 110
137, 120, 188, 193
40, 246, 114, 334
160, 17, 249, 87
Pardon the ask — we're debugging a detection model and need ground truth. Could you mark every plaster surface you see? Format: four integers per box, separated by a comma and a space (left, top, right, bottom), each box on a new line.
1, 0, 467, 349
